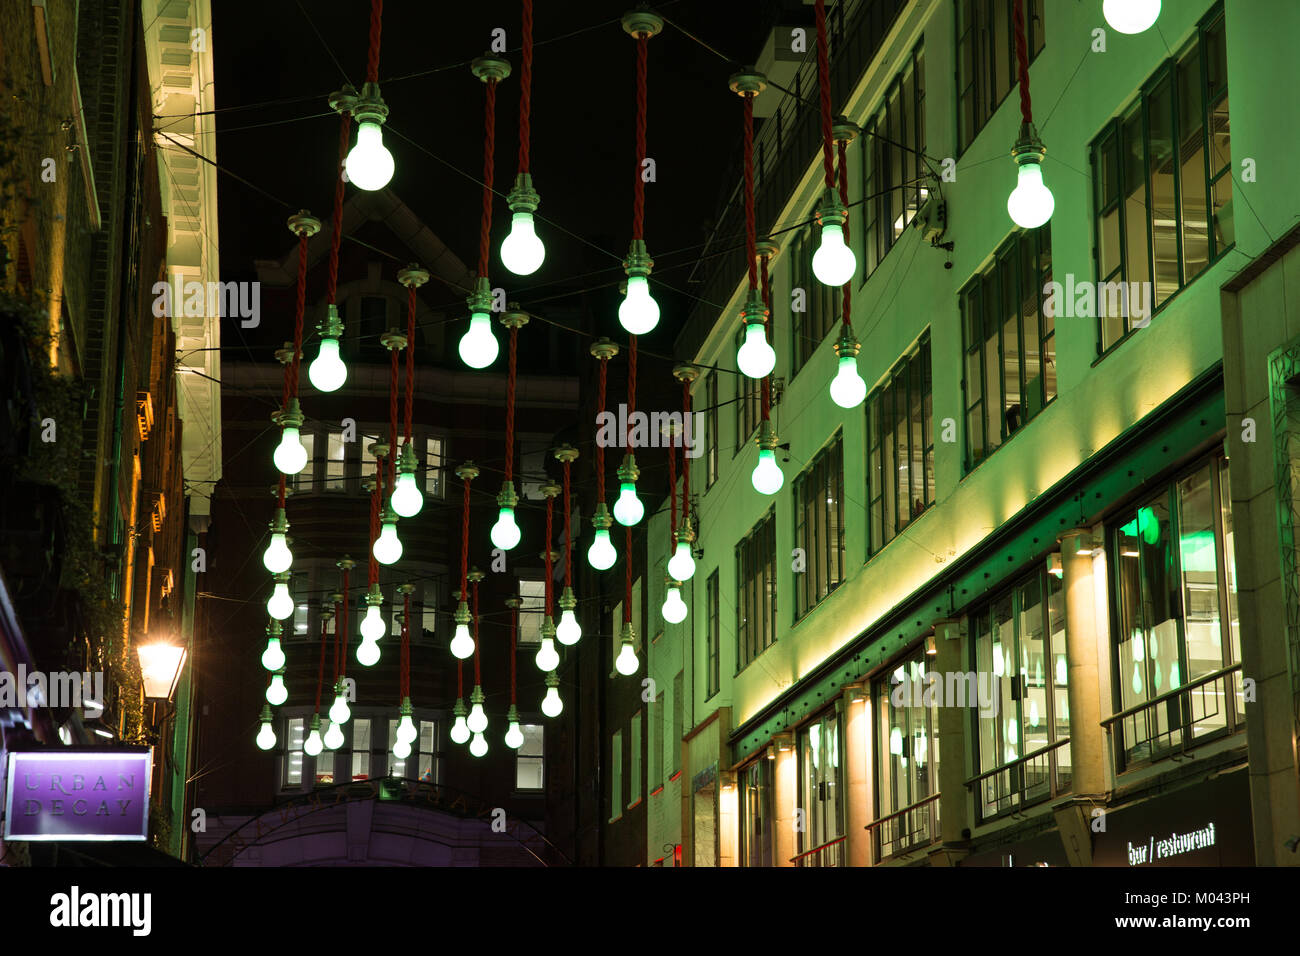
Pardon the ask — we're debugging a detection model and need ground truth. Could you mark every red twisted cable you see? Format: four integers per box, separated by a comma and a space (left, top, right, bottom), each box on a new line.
404, 284, 416, 441
332, 598, 342, 682
479, 79, 498, 278
327, 113, 350, 303
544, 492, 554, 614
1013, 0, 1033, 125
596, 359, 608, 503
632, 35, 648, 240
460, 473, 472, 600
369, 462, 381, 587
313, 612, 328, 712
562, 458, 573, 585
761, 255, 772, 422
401, 590, 410, 699
388, 344, 399, 490
509, 600, 518, 705
518, 0, 534, 174
815, 0, 835, 190
743, 92, 758, 291
505, 326, 518, 481
366, 0, 383, 85
290, 230, 309, 396
624, 525, 633, 623
681, 378, 691, 519
838, 140, 852, 329
277, 473, 286, 509
472, 576, 481, 684
626, 336, 637, 448
339, 569, 350, 681
668, 426, 677, 543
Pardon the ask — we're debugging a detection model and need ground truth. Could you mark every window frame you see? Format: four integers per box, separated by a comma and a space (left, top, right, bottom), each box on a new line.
867, 332, 934, 554
735, 508, 778, 673
705, 571, 721, 699
793, 432, 846, 619
954, 0, 1045, 156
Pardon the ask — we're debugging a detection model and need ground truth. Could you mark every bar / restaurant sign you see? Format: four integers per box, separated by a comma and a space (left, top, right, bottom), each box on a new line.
3, 748, 152, 841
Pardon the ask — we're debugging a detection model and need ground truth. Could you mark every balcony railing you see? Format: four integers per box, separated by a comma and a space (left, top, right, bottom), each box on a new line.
866, 791, 939, 860
790, 833, 847, 867
966, 737, 1071, 824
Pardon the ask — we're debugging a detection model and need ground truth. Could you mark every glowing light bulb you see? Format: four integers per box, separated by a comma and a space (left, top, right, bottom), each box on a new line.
373, 517, 402, 565
889, 726, 903, 755
615, 641, 638, 676
491, 506, 521, 550
329, 693, 351, 726
505, 720, 524, 749
468, 702, 488, 735
500, 211, 546, 276
261, 637, 286, 672
812, 221, 855, 286
751, 449, 784, 495
992, 640, 1005, 677
268, 584, 293, 623
667, 541, 696, 582
265, 673, 287, 706
273, 426, 309, 476
1007, 159, 1055, 229
588, 528, 617, 570
256, 720, 276, 751
1056, 654, 1068, 685
345, 120, 395, 191
618, 275, 659, 335
360, 604, 386, 642
736, 322, 775, 379
324, 721, 345, 750
1103, 0, 1160, 34
458, 311, 499, 369
469, 732, 488, 757
1132, 633, 1145, 662
396, 714, 417, 745
262, 532, 292, 574
535, 636, 560, 672
450, 623, 475, 660
308, 336, 347, 392
390, 470, 424, 518
450, 713, 471, 745
612, 482, 644, 527
304, 724, 323, 756
556, 609, 581, 646
829, 355, 867, 409
662, 585, 687, 624
393, 737, 412, 760
356, 637, 380, 667
542, 684, 563, 717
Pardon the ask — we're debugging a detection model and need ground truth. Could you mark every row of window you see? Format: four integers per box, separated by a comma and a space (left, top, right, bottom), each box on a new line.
609, 672, 683, 821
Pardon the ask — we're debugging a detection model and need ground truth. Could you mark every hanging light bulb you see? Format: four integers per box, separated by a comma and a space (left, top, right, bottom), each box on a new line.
735, 295, 775, 379
328, 680, 351, 725
373, 507, 403, 565
467, 685, 488, 734
992, 638, 1005, 677
344, 83, 395, 191
309, 304, 348, 392
889, 726, 903, 755
619, 241, 659, 335
304, 715, 324, 756
255, 705, 277, 751
450, 601, 475, 659
266, 672, 288, 707
667, 520, 696, 582
262, 508, 293, 574
267, 574, 294, 620
459, 279, 499, 369
812, 196, 856, 286
390, 442, 424, 517
396, 698, 417, 745
830, 333, 867, 409
612, 455, 644, 526
1103, 0, 1160, 34
450, 698, 471, 744
535, 620, 560, 672
491, 483, 521, 550
393, 737, 412, 760
1055, 653, 1068, 686
542, 671, 563, 717
470, 731, 489, 757
261, 624, 286, 671
356, 636, 380, 667
1007, 131, 1054, 229
272, 399, 309, 476
504, 704, 525, 749
751, 421, 784, 496
501, 174, 546, 275
555, 587, 582, 645
588, 505, 617, 570
360, 586, 386, 641
662, 582, 687, 624
615, 622, 639, 676
324, 719, 345, 751
1132, 631, 1145, 662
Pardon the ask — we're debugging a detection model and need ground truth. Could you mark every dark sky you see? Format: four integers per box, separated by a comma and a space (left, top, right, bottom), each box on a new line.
211, 0, 783, 344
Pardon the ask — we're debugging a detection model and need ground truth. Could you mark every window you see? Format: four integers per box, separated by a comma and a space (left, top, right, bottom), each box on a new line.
284, 716, 305, 788
797, 710, 843, 866
734, 354, 761, 453
692, 764, 719, 866
1109, 454, 1243, 770
875, 650, 940, 857
294, 432, 316, 493
740, 757, 775, 867
314, 720, 334, 784
516, 724, 544, 790
518, 578, 545, 646
861, 43, 927, 278
736, 510, 777, 670
425, 437, 445, 496
650, 693, 664, 791
705, 372, 719, 489
868, 334, 934, 553
629, 711, 642, 807
387, 719, 408, 778
671, 671, 683, 775
325, 431, 346, 491
956, 0, 1045, 154
293, 592, 311, 640
790, 225, 839, 374
360, 431, 384, 482
794, 434, 845, 618
705, 571, 720, 699
349, 718, 372, 781
417, 720, 439, 783
1090, 8, 1230, 352
960, 227, 1054, 470
971, 568, 1070, 820
610, 729, 623, 821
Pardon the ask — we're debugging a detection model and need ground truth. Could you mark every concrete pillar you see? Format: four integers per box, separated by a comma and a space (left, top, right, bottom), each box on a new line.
1058, 529, 1108, 798
772, 732, 796, 866
932, 618, 969, 850
841, 683, 872, 866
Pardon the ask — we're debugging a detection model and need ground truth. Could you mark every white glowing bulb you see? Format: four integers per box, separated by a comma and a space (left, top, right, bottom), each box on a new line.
450, 714, 471, 744
308, 336, 347, 392
588, 529, 617, 570
256, 721, 276, 751
618, 274, 660, 335
469, 732, 488, 757
393, 737, 412, 760
667, 541, 696, 582
829, 355, 867, 409
889, 726, 903, 755
491, 507, 521, 550
993, 641, 1005, 677
396, 714, 417, 745
262, 533, 292, 574
501, 211, 546, 275
612, 482, 644, 526
356, 637, 380, 667
373, 519, 402, 565
304, 727, 323, 756
324, 721, 345, 750
556, 609, 582, 646
662, 585, 687, 624
751, 449, 784, 495
1056, 654, 1068, 685
261, 637, 286, 672
615, 642, 639, 676
468, 703, 488, 735
267, 582, 294, 620
812, 222, 856, 286
265, 673, 287, 706
505, 721, 524, 749
1007, 160, 1055, 229
1103, 0, 1160, 34
344, 120, 395, 191
450, 624, 475, 659
736, 322, 776, 379
459, 311, 499, 369
542, 685, 563, 717
390, 471, 424, 518
535, 636, 560, 672
329, 693, 351, 725
360, 604, 386, 642
273, 426, 309, 475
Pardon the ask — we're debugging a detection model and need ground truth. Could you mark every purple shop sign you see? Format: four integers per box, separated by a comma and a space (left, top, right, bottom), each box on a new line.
3, 749, 152, 841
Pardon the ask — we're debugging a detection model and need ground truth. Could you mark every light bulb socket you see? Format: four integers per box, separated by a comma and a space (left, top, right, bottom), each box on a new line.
399, 696, 413, 718
467, 567, 485, 584
454, 460, 480, 482
499, 307, 529, 330
365, 584, 383, 609
259, 703, 273, 723
1011, 125, 1047, 165
545, 671, 559, 689
471, 54, 512, 83
622, 239, 654, 279
541, 618, 557, 641
619, 620, 636, 648
287, 209, 322, 238
815, 194, 848, 228
671, 362, 700, 384
621, 9, 664, 38
755, 237, 781, 260
757, 419, 779, 452
379, 505, 399, 526
466, 276, 493, 315
741, 293, 770, 328
831, 116, 860, 145
728, 68, 767, 97
308, 713, 321, 733
352, 81, 389, 126
675, 514, 696, 545
328, 84, 358, 115
268, 507, 289, 534
507, 704, 521, 723
616, 453, 640, 483
497, 481, 519, 510
589, 336, 620, 361
397, 441, 418, 474
379, 326, 408, 351
559, 587, 577, 613
453, 698, 467, 718
506, 173, 540, 214
833, 330, 861, 359
397, 263, 430, 289
273, 398, 304, 430
591, 502, 613, 531
470, 684, 485, 706
317, 302, 344, 339
454, 600, 470, 625
553, 443, 580, 464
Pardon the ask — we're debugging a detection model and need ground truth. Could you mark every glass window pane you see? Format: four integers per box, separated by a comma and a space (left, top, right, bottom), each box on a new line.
1147, 76, 1179, 307
326, 432, 346, 490
1177, 50, 1210, 283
